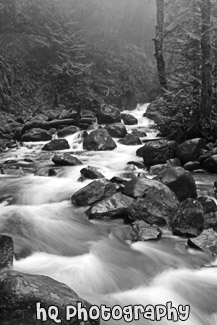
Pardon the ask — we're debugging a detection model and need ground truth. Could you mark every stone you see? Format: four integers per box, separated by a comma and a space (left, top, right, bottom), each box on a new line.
121, 113, 138, 125
119, 134, 142, 146
188, 229, 217, 256
0, 235, 13, 270
52, 153, 82, 166
97, 104, 121, 124
202, 155, 217, 173
80, 166, 105, 179
106, 123, 127, 138
83, 129, 117, 151
183, 161, 201, 171
175, 138, 206, 164
21, 128, 52, 142
57, 126, 79, 138
42, 139, 70, 151
142, 140, 177, 167
127, 220, 162, 241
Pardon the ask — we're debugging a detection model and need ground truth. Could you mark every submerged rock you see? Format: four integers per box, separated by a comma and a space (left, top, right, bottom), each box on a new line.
0, 270, 99, 325
188, 229, 217, 256
106, 122, 127, 138
175, 138, 206, 164
71, 179, 116, 206
121, 113, 138, 125
80, 166, 105, 179
83, 129, 117, 151
141, 140, 177, 167
158, 167, 197, 202
42, 139, 70, 151
52, 153, 82, 166
170, 198, 204, 237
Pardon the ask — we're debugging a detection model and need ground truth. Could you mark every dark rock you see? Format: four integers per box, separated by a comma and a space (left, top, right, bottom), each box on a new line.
48, 169, 57, 177
13, 127, 23, 141
80, 166, 105, 179
57, 126, 79, 138
127, 161, 144, 168
175, 138, 207, 164
136, 146, 144, 157
170, 198, 204, 237
119, 134, 142, 146
197, 196, 217, 214
42, 139, 70, 151
167, 128, 184, 143
202, 155, 217, 173
47, 119, 76, 129
71, 179, 116, 206
22, 120, 48, 134
97, 104, 121, 124
0, 236, 13, 270
110, 176, 128, 185
121, 113, 138, 125
142, 140, 177, 166
87, 192, 134, 220
0, 270, 98, 325
183, 161, 201, 171
123, 177, 179, 226
131, 129, 147, 137
21, 128, 52, 142
79, 123, 90, 130
150, 164, 169, 176
188, 229, 217, 256
127, 220, 162, 241
83, 129, 117, 151
198, 148, 217, 163
52, 153, 82, 166
106, 123, 127, 138
158, 167, 197, 202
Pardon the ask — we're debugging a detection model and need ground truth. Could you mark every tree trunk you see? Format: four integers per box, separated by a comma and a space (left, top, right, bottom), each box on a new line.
154, 0, 167, 93
199, 0, 212, 120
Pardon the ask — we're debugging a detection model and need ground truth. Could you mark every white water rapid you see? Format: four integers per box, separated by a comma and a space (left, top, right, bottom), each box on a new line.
0, 104, 217, 324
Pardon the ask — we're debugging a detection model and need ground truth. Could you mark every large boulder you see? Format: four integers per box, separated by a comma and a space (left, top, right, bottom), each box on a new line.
52, 153, 82, 166
0, 235, 13, 270
83, 129, 117, 151
21, 128, 52, 142
106, 123, 127, 138
202, 155, 217, 173
170, 198, 204, 237
97, 104, 121, 124
42, 139, 70, 151
123, 177, 179, 226
71, 179, 116, 206
57, 126, 79, 138
80, 166, 105, 180
175, 138, 206, 164
121, 113, 138, 125
118, 134, 142, 146
0, 270, 98, 325
158, 167, 197, 202
188, 229, 217, 256
87, 192, 134, 220
141, 140, 177, 167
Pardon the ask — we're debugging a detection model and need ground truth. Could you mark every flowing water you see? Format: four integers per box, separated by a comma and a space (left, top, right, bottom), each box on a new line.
0, 104, 217, 324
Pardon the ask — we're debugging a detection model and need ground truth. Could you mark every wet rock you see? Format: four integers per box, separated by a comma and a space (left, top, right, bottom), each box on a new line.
202, 155, 217, 173
83, 129, 117, 151
13, 126, 23, 141
167, 128, 184, 143
127, 161, 144, 169
119, 134, 142, 146
121, 113, 138, 125
88, 192, 134, 220
127, 220, 162, 241
42, 139, 70, 151
188, 229, 217, 256
52, 153, 82, 166
183, 161, 201, 171
0, 270, 98, 325
131, 129, 147, 137
21, 128, 52, 142
158, 167, 197, 202
170, 198, 204, 237
175, 138, 206, 164
57, 126, 79, 138
123, 177, 179, 226
150, 164, 169, 176
71, 179, 116, 206
80, 166, 105, 179
0, 236, 13, 270
141, 140, 177, 167
198, 196, 217, 214
97, 104, 121, 124
106, 123, 127, 138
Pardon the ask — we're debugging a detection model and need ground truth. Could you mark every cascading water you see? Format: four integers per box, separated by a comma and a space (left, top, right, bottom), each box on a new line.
0, 104, 217, 324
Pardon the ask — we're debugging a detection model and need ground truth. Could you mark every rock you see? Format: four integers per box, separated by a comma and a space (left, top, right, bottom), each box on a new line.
136, 146, 145, 157
188, 229, 217, 256
127, 220, 162, 241
83, 129, 117, 151
80, 166, 105, 179
71, 179, 116, 206
13, 127, 23, 141
131, 129, 147, 137
202, 155, 217, 173
197, 196, 217, 214
21, 128, 52, 142
175, 138, 206, 164
87, 192, 134, 220
167, 128, 184, 143
121, 113, 138, 125
141, 140, 177, 167
45, 109, 60, 121
57, 126, 79, 138
0, 236, 13, 270
119, 134, 142, 146
42, 139, 70, 151
0, 139, 7, 151
183, 161, 201, 171
150, 164, 169, 176
97, 104, 121, 124
123, 177, 179, 226
59, 109, 77, 120
158, 167, 197, 202
0, 270, 98, 325
52, 153, 82, 166
127, 161, 144, 169
170, 198, 204, 237
106, 123, 127, 138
